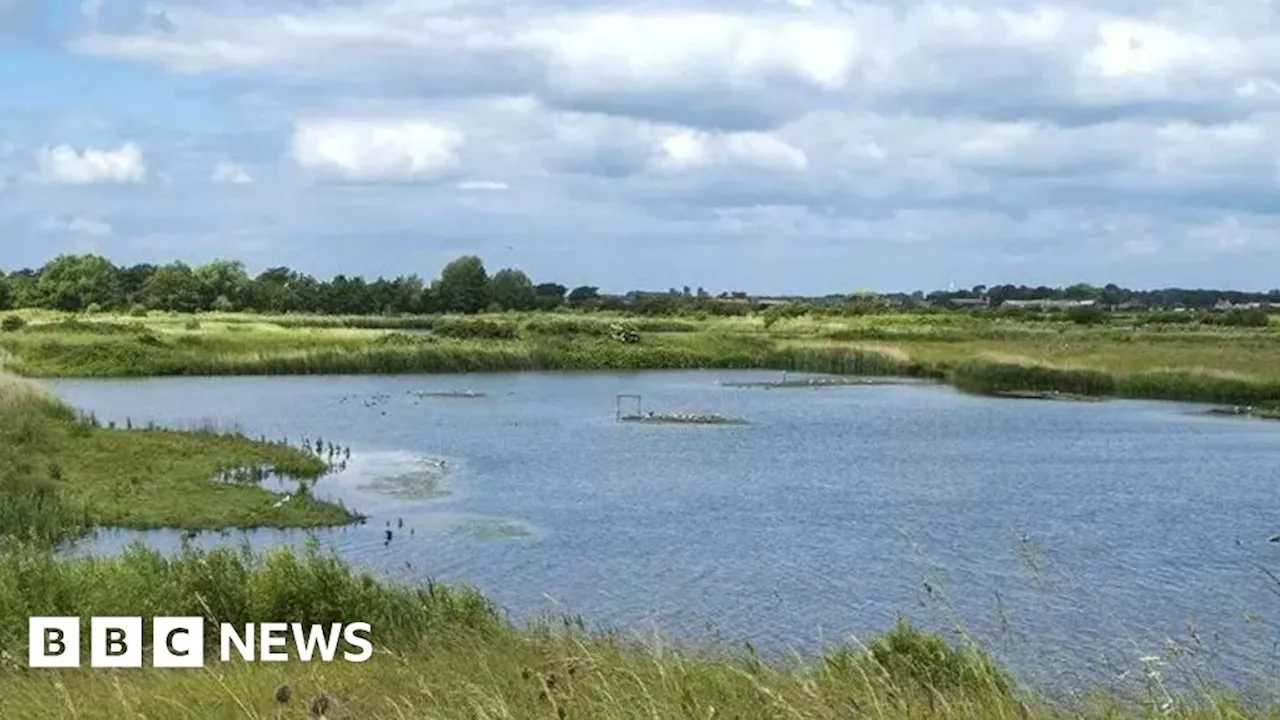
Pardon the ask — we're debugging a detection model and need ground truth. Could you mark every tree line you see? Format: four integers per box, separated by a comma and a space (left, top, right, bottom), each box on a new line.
0, 255, 605, 315
0, 253, 1276, 315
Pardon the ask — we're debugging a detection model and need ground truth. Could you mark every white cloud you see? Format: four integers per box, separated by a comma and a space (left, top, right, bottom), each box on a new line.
456, 180, 509, 191
9, 0, 1280, 291
653, 130, 808, 172
44, 215, 114, 236
291, 119, 464, 181
210, 160, 252, 184
35, 142, 146, 184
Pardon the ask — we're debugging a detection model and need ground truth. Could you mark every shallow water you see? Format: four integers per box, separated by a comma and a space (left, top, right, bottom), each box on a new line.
51, 371, 1280, 691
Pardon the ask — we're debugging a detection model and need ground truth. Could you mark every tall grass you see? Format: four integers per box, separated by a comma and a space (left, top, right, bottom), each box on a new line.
0, 540, 502, 658
949, 358, 1118, 397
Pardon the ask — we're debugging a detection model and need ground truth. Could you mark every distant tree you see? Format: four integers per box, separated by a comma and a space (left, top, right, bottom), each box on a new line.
34, 254, 121, 311
0, 273, 11, 310
436, 256, 490, 313
488, 268, 536, 311
533, 283, 567, 311
118, 264, 156, 306
196, 260, 250, 311
5, 269, 37, 308
249, 267, 310, 313
143, 262, 204, 312
566, 285, 600, 308
389, 275, 425, 314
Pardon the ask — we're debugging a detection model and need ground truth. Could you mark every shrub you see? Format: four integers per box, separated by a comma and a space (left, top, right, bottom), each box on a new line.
1065, 305, 1108, 325
1206, 308, 1271, 327
184, 319, 201, 331
128, 304, 149, 318
432, 318, 519, 340
0, 315, 25, 332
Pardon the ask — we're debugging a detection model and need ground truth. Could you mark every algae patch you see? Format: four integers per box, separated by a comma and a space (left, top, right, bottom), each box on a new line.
359, 457, 451, 499
451, 517, 533, 539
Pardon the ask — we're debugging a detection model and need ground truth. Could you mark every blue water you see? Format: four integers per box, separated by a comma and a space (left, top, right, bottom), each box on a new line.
50, 371, 1280, 692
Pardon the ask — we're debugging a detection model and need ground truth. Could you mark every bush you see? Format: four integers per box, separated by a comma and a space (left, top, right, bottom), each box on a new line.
1206, 308, 1271, 327
432, 318, 519, 340
184, 319, 201, 331
0, 315, 26, 332
1065, 305, 1108, 325
128, 304, 149, 318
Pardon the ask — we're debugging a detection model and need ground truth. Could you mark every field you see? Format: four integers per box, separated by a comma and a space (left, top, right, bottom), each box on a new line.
2, 308, 1280, 408
2, 309, 1280, 717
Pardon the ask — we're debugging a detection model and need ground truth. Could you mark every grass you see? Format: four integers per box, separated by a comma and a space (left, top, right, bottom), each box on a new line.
0, 371, 356, 543
5, 310, 1280, 410
2, 541, 1275, 719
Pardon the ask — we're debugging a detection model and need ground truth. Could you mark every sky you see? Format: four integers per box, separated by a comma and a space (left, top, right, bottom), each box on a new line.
2, 0, 1280, 294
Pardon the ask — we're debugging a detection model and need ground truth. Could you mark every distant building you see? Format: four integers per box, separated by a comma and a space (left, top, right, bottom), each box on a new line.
947, 298, 990, 308
1000, 299, 1098, 309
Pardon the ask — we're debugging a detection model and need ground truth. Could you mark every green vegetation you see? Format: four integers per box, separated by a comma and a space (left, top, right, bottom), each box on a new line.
0, 372, 355, 543
6, 309, 1280, 412
2, 541, 1275, 719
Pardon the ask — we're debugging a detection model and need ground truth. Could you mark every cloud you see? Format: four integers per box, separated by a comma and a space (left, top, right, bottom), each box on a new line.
2, 0, 1274, 293
290, 119, 464, 181
43, 215, 114, 236
652, 130, 809, 173
35, 143, 146, 184
210, 160, 252, 184
456, 180, 509, 191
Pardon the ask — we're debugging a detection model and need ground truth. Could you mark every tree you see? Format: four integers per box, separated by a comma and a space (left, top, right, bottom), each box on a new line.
143, 262, 204, 312
436, 256, 490, 313
566, 285, 600, 308
0, 273, 11, 310
34, 254, 121, 311
488, 268, 536, 311
533, 283, 567, 311
118, 264, 156, 306
196, 260, 250, 311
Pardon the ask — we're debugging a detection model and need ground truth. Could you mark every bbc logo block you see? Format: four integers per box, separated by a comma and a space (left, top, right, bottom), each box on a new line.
28, 617, 371, 668
29, 616, 205, 669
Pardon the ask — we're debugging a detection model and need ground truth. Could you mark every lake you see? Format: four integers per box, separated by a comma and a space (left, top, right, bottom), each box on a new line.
51, 370, 1280, 692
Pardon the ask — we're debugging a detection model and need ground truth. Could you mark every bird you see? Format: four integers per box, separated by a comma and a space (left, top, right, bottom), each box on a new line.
1269, 534, 1280, 543
384, 529, 393, 543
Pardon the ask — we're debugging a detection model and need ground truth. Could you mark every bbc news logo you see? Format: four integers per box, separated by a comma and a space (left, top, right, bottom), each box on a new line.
29, 617, 373, 668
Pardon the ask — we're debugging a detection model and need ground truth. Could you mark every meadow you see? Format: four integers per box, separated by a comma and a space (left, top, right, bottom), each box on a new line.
3, 307, 1280, 409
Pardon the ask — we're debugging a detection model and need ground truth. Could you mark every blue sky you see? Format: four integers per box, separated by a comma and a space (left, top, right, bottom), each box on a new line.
3, 0, 1280, 294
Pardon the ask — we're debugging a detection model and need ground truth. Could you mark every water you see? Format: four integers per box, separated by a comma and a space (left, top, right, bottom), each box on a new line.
50, 371, 1280, 691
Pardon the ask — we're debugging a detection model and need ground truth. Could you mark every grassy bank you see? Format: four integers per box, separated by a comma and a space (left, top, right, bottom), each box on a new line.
1, 541, 1272, 720
0, 372, 356, 543
4, 309, 1280, 410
